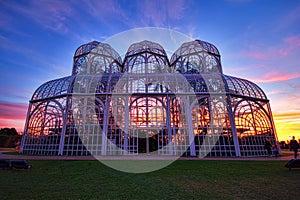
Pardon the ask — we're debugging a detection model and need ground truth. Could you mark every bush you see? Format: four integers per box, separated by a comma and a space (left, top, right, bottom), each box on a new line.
0, 135, 21, 148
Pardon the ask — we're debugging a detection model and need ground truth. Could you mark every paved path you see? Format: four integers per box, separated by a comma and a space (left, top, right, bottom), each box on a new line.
0, 148, 295, 161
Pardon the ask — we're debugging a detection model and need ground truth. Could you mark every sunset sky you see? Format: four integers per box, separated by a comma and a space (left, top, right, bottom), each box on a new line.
0, 0, 299, 142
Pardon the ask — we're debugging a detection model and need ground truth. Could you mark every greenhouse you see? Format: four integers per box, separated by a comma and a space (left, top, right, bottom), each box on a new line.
20, 39, 278, 157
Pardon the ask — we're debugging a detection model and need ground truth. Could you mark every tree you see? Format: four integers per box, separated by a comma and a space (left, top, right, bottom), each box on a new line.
0, 128, 18, 136
0, 128, 21, 148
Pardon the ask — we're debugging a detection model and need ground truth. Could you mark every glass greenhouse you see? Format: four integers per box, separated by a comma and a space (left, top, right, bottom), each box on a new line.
20, 40, 278, 157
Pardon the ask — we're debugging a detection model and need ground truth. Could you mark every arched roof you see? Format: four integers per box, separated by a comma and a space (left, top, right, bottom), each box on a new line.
31, 73, 267, 102
123, 40, 170, 73
32, 76, 74, 101
72, 41, 122, 75
170, 40, 220, 62
170, 40, 222, 74
223, 75, 267, 99
74, 41, 101, 57
125, 40, 168, 58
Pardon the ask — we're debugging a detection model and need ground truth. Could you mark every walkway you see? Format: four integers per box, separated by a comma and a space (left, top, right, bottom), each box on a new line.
0, 148, 295, 161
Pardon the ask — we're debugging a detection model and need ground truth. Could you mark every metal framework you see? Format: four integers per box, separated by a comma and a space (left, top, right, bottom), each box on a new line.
21, 40, 278, 157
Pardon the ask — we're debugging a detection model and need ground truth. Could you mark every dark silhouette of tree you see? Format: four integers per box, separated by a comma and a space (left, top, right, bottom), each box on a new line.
0, 128, 21, 148
0, 128, 18, 136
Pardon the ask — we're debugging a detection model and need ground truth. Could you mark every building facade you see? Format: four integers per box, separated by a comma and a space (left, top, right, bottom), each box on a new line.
20, 40, 278, 157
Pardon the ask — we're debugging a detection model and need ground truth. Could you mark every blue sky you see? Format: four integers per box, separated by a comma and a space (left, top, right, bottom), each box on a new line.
0, 0, 300, 141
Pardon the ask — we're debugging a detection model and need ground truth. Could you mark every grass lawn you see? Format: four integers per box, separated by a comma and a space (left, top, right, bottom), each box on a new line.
0, 160, 299, 200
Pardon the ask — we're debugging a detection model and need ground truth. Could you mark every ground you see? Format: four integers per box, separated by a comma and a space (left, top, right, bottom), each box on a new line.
0, 149, 299, 200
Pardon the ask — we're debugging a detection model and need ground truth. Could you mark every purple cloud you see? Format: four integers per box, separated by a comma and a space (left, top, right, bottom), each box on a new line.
1, 0, 73, 34
0, 100, 28, 120
137, 0, 187, 27
243, 35, 300, 60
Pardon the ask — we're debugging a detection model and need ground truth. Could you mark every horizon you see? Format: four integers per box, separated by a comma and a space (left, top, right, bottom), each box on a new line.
0, 0, 299, 142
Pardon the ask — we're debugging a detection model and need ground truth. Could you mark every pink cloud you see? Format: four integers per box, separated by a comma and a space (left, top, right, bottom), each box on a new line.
286, 94, 300, 104
0, 101, 28, 132
167, 0, 186, 20
224, 65, 261, 74
266, 90, 287, 95
244, 52, 270, 59
138, 0, 187, 27
80, 0, 134, 30
0, 86, 33, 101
243, 48, 277, 60
276, 5, 300, 32
0, 100, 28, 120
244, 35, 300, 60
250, 72, 300, 83
281, 36, 300, 55
84, 0, 125, 17
2, 0, 73, 34
0, 120, 26, 133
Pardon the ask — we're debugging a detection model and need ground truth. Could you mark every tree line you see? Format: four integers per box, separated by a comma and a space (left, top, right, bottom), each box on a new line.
0, 128, 21, 148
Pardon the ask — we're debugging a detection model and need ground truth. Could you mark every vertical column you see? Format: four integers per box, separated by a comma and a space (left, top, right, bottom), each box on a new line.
146, 96, 149, 154
267, 103, 277, 139
124, 95, 129, 154
58, 102, 66, 155
20, 103, 32, 153
101, 96, 110, 155
58, 97, 70, 155
185, 95, 196, 156
166, 96, 173, 155
227, 96, 241, 157
249, 102, 258, 137
267, 103, 280, 153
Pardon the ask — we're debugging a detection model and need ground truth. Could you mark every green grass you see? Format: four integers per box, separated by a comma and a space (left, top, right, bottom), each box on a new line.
0, 160, 299, 200
2, 151, 48, 156
2, 151, 21, 155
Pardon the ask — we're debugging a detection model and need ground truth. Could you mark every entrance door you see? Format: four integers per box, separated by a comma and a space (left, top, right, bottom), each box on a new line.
130, 97, 166, 154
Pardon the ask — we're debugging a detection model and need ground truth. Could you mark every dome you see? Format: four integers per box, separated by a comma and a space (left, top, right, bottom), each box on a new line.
72, 41, 122, 75
125, 40, 168, 57
123, 40, 169, 73
74, 41, 101, 57
171, 40, 222, 74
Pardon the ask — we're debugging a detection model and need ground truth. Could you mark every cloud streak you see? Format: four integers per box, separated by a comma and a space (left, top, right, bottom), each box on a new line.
244, 35, 300, 60
273, 112, 300, 120
0, 86, 32, 101
266, 90, 287, 96
273, 111, 300, 141
0, 100, 28, 131
1, 0, 73, 34
0, 100, 28, 120
276, 5, 300, 32
250, 72, 300, 83
137, 0, 187, 27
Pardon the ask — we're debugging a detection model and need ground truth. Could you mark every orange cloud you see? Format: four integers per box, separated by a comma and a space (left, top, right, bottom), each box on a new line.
273, 112, 300, 119
273, 112, 300, 142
